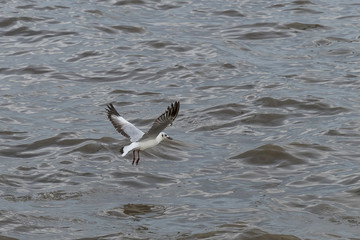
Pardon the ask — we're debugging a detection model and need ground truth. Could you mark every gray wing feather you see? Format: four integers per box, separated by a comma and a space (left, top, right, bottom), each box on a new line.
140, 101, 180, 140
106, 104, 144, 142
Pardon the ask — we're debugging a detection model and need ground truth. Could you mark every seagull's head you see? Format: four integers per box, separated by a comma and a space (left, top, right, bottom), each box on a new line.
159, 132, 172, 141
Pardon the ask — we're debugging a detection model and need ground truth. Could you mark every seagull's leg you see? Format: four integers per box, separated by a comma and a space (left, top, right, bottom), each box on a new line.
132, 150, 136, 165
136, 150, 140, 165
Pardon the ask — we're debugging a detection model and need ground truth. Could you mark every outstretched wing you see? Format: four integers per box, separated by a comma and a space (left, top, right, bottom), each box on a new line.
106, 103, 144, 142
140, 101, 180, 140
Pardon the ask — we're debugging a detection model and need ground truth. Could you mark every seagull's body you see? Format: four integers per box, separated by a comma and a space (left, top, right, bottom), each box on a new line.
106, 101, 180, 165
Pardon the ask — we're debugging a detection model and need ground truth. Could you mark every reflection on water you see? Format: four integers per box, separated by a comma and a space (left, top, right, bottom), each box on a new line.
1, 0, 360, 239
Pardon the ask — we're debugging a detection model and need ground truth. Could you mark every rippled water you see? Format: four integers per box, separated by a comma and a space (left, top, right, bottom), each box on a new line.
1, 0, 360, 239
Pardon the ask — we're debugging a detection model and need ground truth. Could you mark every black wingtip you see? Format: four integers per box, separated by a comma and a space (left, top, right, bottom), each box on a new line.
106, 103, 120, 117
171, 101, 180, 118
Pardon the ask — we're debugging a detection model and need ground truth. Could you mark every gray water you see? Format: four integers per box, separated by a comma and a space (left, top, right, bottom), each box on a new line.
1, 0, 360, 239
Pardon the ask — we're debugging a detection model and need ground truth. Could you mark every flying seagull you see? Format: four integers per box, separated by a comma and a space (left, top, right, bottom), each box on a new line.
106, 101, 180, 165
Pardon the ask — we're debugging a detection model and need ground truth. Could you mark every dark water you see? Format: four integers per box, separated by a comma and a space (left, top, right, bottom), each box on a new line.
1, 0, 360, 239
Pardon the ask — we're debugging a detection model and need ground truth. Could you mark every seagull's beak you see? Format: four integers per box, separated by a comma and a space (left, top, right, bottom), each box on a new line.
166, 136, 173, 140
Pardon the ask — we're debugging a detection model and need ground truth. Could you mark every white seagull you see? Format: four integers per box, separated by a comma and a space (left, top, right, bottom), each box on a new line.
106, 101, 180, 165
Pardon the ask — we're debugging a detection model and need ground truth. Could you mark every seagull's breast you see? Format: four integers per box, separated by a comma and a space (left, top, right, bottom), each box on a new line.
137, 138, 160, 150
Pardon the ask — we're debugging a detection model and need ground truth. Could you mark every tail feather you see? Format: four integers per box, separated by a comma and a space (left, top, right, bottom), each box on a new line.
121, 142, 138, 157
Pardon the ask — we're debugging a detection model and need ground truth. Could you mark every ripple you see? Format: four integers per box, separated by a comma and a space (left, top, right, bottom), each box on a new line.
114, 0, 145, 6
314, 36, 353, 46
0, 133, 91, 158
201, 103, 247, 121
4, 190, 83, 202
0, 131, 29, 141
65, 50, 104, 63
323, 48, 356, 57
305, 203, 342, 215
230, 144, 306, 167
290, 172, 337, 187
107, 170, 177, 189
114, 204, 165, 218
182, 224, 302, 240
0, 16, 43, 28
0, 65, 54, 75
241, 113, 289, 126
2, 25, 77, 41
213, 10, 245, 17
240, 31, 292, 40
255, 97, 349, 115
111, 25, 146, 34
0, 208, 83, 237
287, 7, 323, 14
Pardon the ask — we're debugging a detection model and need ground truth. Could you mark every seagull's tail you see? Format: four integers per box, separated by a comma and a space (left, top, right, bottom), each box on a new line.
120, 142, 139, 157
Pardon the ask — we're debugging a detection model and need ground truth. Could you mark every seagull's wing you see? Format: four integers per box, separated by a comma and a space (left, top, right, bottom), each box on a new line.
106, 103, 144, 142
140, 101, 180, 140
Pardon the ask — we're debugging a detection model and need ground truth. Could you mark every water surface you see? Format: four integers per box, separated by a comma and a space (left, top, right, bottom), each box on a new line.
1, 0, 360, 239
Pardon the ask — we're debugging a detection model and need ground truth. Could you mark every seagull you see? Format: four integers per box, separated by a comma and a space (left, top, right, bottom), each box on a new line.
106, 101, 180, 165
